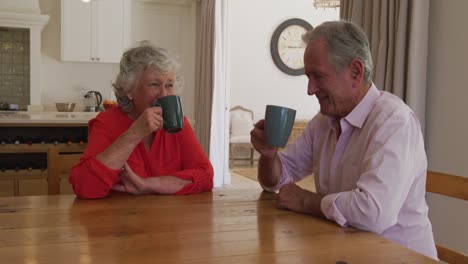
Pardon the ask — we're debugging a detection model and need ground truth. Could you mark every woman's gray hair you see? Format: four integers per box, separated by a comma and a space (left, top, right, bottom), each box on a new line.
113, 41, 182, 113
302, 20, 373, 83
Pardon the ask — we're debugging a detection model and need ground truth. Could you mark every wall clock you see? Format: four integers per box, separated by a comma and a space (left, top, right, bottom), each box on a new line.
270, 18, 313, 76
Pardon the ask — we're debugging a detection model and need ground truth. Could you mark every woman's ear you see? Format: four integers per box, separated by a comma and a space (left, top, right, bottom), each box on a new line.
126, 91, 133, 101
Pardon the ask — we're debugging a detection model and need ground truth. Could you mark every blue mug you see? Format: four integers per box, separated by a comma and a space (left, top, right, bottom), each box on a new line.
265, 105, 296, 147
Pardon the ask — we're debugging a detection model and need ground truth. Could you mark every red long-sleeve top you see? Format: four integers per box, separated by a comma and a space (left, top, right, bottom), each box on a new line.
70, 107, 213, 199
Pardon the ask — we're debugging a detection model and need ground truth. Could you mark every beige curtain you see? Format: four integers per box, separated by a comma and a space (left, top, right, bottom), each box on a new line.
195, 0, 216, 155
340, 0, 429, 130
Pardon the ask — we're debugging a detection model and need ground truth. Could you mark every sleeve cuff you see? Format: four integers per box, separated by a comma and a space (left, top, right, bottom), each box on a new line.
259, 172, 289, 193
321, 193, 348, 227
259, 181, 279, 193
82, 154, 120, 185
260, 152, 295, 192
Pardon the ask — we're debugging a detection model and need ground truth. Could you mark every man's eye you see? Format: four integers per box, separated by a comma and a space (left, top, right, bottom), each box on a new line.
165, 84, 174, 88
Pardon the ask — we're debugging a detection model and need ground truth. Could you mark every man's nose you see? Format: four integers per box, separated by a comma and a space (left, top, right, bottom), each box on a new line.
307, 80, 318, 96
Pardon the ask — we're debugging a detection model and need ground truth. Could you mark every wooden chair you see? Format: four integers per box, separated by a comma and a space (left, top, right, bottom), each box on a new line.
426, 170, 468, 263
229, 106, 255, 166
48, 148, 82, 195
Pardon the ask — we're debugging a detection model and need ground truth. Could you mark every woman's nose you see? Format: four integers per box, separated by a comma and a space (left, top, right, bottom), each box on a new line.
160, 87, 168, 97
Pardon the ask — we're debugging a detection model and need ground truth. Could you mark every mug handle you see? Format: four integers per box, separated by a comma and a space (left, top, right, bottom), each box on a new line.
152, 103, 167, 126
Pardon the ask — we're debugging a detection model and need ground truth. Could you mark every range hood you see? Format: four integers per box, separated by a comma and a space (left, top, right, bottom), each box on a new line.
0, 0, 49, 106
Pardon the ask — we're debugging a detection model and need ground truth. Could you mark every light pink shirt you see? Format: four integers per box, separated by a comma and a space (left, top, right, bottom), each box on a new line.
268, 84, 437, 259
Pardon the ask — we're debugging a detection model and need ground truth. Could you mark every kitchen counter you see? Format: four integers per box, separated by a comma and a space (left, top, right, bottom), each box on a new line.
0, 111, 98, 126
0, 111, 92, 197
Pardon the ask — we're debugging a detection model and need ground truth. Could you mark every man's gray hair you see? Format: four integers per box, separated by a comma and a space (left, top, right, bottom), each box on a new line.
113, 41, 182, 113
302, 20, 373, 83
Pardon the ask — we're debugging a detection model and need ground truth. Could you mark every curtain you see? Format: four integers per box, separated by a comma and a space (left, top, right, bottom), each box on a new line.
340, 0, 430, 131
209, 0, 230, 187
194, 0, 215, 154
195, 0, 229, 187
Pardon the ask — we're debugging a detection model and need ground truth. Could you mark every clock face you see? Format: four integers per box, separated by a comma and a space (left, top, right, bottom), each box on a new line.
278, 25, 308, 70
270, 19, 313, 76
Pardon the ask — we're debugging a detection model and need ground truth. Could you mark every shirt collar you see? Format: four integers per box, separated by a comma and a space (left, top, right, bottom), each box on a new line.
345, 83, 380, 128
328, 83, 380, 129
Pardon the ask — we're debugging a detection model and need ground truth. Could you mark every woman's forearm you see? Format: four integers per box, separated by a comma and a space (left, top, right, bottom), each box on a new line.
96, 129, 142, 169
146, 176, 192, 194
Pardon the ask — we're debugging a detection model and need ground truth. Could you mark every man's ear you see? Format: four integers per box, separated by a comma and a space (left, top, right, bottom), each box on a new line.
350, 59, 364, 83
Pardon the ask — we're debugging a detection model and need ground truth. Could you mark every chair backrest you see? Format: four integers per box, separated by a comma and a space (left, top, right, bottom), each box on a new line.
426, 171, 468, 263
230, 106, 254, 137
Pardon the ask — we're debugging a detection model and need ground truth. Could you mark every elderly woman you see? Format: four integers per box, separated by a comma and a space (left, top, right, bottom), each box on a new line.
70, 42, 213, 199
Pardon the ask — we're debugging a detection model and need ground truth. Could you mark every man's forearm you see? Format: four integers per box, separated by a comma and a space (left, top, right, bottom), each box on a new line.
303, 191, 326, 218
276, 184, 326, 218
258, 152, 282, 189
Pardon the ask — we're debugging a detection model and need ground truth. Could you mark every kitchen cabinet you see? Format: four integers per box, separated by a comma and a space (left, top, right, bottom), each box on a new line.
61, 0, 131, 63
0, 180, 14, 197
19, 179, 49, 196
0, 143, 85, 197
0, 123, 89, 197
0, 112, 95, 196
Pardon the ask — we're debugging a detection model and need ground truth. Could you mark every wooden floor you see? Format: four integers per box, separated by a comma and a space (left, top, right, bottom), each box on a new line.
225, 170, 262, 189
227, 164, 315, 192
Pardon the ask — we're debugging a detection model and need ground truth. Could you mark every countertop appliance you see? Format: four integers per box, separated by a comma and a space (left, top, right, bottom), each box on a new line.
84, 91, 103, 112
0, 102, 21, 111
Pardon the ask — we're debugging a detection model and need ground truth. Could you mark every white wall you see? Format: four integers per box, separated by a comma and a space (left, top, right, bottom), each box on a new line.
38, 0, 196, 119
426, 0, 468, 255
39, 0, 118, 112
227, 0, 339, 121
131, 0, 196, 120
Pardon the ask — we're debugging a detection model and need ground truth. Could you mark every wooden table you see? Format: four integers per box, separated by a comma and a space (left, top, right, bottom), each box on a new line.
0, 189, 438, 263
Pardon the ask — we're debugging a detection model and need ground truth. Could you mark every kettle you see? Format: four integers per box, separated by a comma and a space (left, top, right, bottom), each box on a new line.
84, 91, 103, 112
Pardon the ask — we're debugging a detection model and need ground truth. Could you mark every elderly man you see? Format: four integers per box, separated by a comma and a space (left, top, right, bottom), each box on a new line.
250, 21, 437, 259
